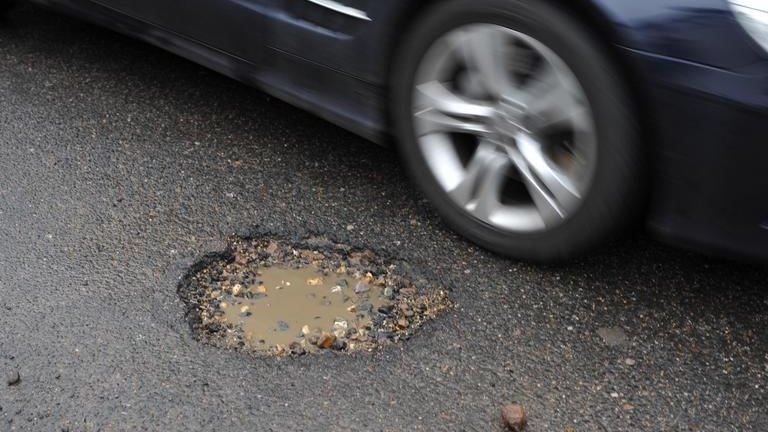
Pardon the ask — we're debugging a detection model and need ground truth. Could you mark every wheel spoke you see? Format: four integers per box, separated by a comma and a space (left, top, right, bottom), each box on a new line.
519, 62, 590, 132
516, 134, 582, 204
416, 81, 496, 119
414, 81, 495, 136
414, 109, 491, 136
448, 142, 509, 220
470, 154, 511, 220
505, 135, 582, 226
506, 149, 563, 226
526, 85, 588, 132
518, 63, 559, 106
457, 26, 515, 99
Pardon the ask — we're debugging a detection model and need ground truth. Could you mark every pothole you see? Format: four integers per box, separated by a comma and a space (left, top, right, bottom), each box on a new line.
178, 236, 451, 356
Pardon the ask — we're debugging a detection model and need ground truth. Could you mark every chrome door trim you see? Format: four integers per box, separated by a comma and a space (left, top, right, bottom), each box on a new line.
306, 0, 372, 21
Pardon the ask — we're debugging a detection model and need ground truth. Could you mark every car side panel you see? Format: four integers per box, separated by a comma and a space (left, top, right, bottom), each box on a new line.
590, 0, 767, 69
28, 0, 389, 142
122, 0, 269, 64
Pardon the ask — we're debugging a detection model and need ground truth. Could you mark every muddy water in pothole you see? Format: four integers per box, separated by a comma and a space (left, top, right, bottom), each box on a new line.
220, 266, 386, 349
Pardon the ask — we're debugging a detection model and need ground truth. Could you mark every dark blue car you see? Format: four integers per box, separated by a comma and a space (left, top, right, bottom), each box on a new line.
9, 0, 768, 261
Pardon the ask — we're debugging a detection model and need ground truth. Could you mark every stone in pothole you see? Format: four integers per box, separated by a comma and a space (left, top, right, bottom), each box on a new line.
178, 237, 451, 356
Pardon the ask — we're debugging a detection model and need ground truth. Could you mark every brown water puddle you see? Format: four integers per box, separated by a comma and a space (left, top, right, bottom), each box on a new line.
180, 237, 452, 356
219, 265, 386, 351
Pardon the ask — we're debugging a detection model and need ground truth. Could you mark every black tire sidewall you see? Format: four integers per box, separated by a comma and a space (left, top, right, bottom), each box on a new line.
392, 0, 643, 261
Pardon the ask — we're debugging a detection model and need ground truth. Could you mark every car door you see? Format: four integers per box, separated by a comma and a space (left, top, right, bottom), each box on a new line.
244, 0, 390, 138
92, 0, 399, 139
94, 0, 383, 78
263, 0, 382, 81
94, 0, 269, 65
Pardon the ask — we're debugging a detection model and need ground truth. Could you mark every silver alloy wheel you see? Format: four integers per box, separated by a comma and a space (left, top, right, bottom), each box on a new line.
412, 24, 597, 232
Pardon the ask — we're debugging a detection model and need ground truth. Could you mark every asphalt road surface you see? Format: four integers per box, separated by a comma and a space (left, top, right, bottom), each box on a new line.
1, 5, 767, 432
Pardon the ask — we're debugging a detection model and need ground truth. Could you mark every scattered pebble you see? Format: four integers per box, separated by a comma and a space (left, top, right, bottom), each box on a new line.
354, 281, 369, 294
265, 242, 279, 255
318, 333, 336, 349
501, 403, 527, 431
6, 371, 20, 386
597, 327, 629, 347
234, 253, 248, 266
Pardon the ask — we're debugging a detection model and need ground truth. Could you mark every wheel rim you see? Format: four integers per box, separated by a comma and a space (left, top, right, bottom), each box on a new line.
412, 24, 597, 233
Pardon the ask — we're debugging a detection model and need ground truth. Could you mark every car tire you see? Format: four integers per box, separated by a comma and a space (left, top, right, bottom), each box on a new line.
391, 0, 645, 262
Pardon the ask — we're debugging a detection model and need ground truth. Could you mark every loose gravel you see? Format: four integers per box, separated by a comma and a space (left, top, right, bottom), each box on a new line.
178, 236, 451, 356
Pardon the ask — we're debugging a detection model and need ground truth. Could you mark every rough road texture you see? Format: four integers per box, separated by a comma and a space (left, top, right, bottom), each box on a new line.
1, 5, 766, 431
